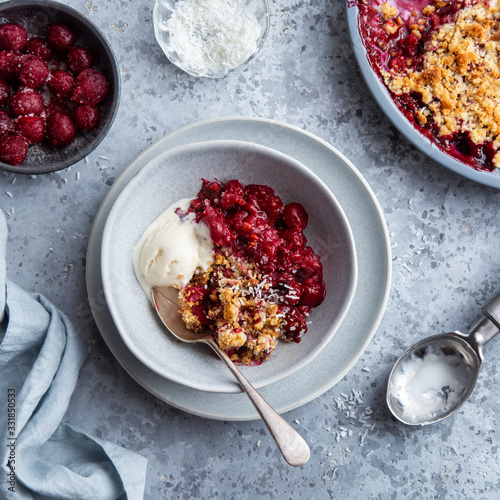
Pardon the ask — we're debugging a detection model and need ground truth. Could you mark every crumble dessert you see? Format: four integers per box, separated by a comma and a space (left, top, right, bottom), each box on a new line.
355, 0, 500, 171
179, 179, 326, 364
178, 252, 283, 364
135, 178, 326, 365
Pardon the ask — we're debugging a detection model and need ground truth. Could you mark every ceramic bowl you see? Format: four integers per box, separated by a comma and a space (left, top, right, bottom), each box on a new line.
153, 0, 269, 78
0, 0, 120, 174
101, 140, 357, 393
345, 1, 500, 189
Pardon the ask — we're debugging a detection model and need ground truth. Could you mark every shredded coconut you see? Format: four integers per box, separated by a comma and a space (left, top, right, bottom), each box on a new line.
164, 0, 263, 76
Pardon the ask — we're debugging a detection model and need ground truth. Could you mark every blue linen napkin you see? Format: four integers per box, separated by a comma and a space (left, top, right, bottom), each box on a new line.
0, 213, 148, 499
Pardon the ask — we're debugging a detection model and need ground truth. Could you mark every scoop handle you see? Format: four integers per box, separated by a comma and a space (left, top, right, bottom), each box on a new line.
482, 292, 500, 329
466, 291, 500, 359
205, 339, 310, 467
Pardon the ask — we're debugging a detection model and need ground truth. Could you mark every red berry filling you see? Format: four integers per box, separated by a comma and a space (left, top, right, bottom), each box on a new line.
283, 202, 309, 230
184, 179, 326, 348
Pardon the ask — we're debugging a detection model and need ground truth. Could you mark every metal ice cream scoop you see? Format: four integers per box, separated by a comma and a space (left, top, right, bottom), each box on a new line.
387, 291, 500, 426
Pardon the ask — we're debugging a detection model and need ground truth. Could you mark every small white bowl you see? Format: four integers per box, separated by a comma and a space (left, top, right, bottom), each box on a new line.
101, 140, 357, 393
153, 0, 269, 78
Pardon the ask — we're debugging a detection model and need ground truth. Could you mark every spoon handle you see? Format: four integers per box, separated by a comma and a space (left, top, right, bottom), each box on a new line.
205, 339, 310, 467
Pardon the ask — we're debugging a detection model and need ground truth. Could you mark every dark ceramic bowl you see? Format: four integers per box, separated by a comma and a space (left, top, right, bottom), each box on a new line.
0, 0, 120, 174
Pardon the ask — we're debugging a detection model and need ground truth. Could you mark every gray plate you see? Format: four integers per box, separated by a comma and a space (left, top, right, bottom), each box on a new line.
345, 2, 500, 189
86, 117, 392, 421
101, 140, 357, 393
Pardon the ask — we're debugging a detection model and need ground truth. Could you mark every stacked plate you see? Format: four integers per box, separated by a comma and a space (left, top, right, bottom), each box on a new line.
86, 117, 392, 421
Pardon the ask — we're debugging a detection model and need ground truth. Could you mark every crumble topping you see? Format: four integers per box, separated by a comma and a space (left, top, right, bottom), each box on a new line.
422, 5, 436, 16
381, 2, 398, 20
382, 1, 500, 167
384, 19, 399, 35
179, 252, 286, 364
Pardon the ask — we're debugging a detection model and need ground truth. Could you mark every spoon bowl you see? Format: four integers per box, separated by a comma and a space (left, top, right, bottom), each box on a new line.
387, 333, 480, 425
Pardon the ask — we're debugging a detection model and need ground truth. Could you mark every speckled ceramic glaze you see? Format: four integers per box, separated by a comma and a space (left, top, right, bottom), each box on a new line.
101, 139, 358, 393
345, 1, 500, 189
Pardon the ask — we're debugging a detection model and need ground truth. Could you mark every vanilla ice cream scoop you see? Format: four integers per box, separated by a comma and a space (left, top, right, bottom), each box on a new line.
133, 198, 214, 298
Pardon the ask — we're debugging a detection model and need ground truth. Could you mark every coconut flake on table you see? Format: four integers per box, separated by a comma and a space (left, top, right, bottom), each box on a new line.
329, 389, 377, 445
166, 0, 263, 75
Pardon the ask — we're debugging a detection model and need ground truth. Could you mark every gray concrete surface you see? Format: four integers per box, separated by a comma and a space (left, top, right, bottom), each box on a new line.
1, 0, 500, 498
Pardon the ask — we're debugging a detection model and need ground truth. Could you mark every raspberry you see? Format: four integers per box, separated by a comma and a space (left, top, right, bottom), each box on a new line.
72, 68, 110, 105
46, 98, 68, 116
0, 110, 13, 136
0, 51, 21, 81
46, 23, 75, 52
283, 227, 306, 250
48, 69, 75, 101
18, 55, 50, 88
388, 55, 409, 73
0, 20, 110, 166
0, 134, 29, 165
280, 307, 307, 342
9, 89, 44, 117
0, 77, 9, 106
74, 104, 100, 132
0, 23, 28, 51
26, 37, 51, 61
401, 32, 421, 57
47, 112, 76, 147
16, 115, 45, 144
283, 202, 309, 229
300, 277, 326, 307
67, 46, 94, 75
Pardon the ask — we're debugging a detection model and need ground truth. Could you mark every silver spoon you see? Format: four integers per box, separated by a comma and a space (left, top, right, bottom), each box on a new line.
387, 291, 500, 426
151, 286, 311, 466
